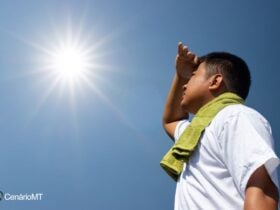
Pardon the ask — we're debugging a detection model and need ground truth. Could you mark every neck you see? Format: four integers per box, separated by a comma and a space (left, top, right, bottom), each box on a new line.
192, 94, 215, 114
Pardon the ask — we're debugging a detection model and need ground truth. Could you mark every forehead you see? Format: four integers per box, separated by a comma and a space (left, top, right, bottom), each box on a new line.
195, 62, 207, 74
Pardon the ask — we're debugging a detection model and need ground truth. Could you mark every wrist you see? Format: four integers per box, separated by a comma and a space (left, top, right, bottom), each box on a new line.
175, 73, 190, 84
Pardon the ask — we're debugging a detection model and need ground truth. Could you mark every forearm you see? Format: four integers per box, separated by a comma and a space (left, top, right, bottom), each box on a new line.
163, 74, 189, 124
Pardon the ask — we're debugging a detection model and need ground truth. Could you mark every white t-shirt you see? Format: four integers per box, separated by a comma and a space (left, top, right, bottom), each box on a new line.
174, 104, 280, 210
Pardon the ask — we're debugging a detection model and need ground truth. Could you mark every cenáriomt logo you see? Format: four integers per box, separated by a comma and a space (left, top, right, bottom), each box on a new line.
0, 191, 43, 201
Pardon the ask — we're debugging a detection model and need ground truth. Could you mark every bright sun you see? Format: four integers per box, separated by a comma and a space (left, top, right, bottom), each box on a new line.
25, 17, 127, 127
51, 45, 88, 81
29, 18, 116, 110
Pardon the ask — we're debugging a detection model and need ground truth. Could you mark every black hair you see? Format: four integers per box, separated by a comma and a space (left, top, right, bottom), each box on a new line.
200, 52, 251, 100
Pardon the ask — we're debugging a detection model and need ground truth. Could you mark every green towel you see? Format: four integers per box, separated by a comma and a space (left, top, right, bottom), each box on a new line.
160, 92, 244, 181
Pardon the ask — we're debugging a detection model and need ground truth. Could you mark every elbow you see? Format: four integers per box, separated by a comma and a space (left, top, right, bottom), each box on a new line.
161, 120, 178, 141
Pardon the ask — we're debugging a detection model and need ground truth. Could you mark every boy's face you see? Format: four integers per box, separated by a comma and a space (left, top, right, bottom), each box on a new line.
180, 62, 212, 114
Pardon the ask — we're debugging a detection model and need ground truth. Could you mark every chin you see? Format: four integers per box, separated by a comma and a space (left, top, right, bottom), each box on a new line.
181, 102, 196, 114
181, 103, 190, 113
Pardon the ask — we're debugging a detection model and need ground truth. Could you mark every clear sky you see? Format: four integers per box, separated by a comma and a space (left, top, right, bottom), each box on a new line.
0, 0, 280, 209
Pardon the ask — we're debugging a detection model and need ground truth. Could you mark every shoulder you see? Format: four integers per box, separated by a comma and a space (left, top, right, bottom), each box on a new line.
211, 104, 273, 144
216, 104, 268, 121
213, 104, 271, 130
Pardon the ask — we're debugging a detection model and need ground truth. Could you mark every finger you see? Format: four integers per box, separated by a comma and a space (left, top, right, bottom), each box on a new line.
178, 42, 183, 56
182, 46, 189, 57
194, 56, 200, 65
187, 52, 195, 60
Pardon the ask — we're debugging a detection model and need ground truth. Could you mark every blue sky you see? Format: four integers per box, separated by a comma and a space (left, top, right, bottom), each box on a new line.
0, 0, 280, 209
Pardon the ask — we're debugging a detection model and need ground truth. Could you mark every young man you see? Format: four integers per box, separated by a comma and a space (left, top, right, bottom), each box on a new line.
161, 42, 280, 210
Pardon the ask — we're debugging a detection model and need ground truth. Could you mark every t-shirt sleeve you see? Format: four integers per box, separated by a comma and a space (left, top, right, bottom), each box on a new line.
218, 111, 280, 198
174, 120, 190, 142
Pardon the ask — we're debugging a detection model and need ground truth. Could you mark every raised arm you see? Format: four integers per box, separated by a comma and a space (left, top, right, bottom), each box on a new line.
162, 42, 199, 140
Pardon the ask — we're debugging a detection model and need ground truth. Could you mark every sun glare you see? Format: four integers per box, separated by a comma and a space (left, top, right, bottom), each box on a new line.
21, 15, 133, 131
32, 20, 103, 88
51, 45, 89, 81
25, 17, 123, 115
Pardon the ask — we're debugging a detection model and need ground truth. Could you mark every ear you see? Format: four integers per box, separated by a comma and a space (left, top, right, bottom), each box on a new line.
208, 74, 224, 90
